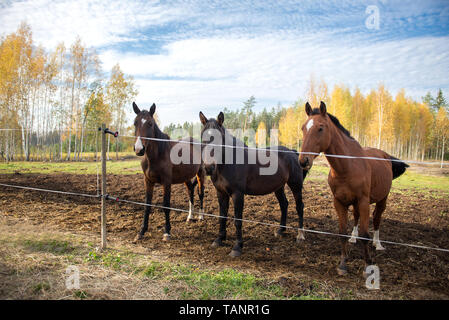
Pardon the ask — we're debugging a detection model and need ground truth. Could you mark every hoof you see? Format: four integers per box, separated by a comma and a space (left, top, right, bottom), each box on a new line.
337, 266, 348, 276
229, 250, 242, 257
198, 215, 204, 221
211, 239, 224, 248
296, 231, 306, 242
374, 243, 386, 251
274, 229, 284, 238
348, 237, 357, 244
133, 234, 144, 243
186, 218, 196, 223
162, 233, 171, 241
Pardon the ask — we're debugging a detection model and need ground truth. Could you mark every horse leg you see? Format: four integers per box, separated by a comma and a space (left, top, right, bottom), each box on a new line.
372, 197, 387, 251
197, 168, 205, 220
274, 187, 288, 238
185, 180, 195, 222
288, 182, 305, 242
162, 183, 172, 241
211, 190, 229, 248
334, 198, 349, 275
348, 205, 360, 244
134, 181, 154, 242
229, 191, 244, 257
355, 197, 374, 276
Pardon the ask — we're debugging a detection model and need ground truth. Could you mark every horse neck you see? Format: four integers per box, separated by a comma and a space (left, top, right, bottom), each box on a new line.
324, 122, 363, 175
213, 127, 248, 171
146, 126, 170, 163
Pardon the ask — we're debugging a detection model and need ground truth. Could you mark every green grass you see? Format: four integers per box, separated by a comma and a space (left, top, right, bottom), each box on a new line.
0, 159, 142, 175
21, 239, 74, 255
83, 251, 300, 299
139, 263, 289, 300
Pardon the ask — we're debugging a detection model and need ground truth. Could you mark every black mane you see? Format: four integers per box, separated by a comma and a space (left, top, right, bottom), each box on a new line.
153, 122, 170, 156
311, 108, 353, 139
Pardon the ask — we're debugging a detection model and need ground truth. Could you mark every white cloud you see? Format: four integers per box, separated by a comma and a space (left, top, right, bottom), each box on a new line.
104, 33, 449, 127
0, 0, 189, 49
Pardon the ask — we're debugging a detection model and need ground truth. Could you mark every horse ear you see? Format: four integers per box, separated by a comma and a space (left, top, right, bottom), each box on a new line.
305, 102, 312, 116
149, 103, 156, 117
199, 111, 208, 125
133, 102, 140, 114
217, 112, 224, 126
320, 101, 327, 116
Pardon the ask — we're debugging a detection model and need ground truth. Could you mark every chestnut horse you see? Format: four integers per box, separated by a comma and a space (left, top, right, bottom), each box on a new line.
299, 101, 408, 275
132, 102, 205, 242
199, 111, 308, 257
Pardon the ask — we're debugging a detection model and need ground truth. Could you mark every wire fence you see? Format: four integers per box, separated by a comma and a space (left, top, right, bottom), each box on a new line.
119, 134, 449, 167
0, 126, 448, 255
1, 178, 448, 254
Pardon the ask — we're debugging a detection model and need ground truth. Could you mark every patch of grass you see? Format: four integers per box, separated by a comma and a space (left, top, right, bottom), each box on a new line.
0, 159, 141, 175
392, 170, 449, 195
139, 262, 305, 300
174, 267, 286, 300
73, 290, 89, 299
33, 282, 50, 294
86, 250, 137, 271
21, 239, 74, 255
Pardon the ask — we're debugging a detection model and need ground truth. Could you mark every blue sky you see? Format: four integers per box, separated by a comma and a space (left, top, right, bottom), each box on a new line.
1, 0, 448, 127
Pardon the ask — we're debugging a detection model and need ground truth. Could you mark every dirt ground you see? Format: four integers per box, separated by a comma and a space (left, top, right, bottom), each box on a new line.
1, 172, 449, 299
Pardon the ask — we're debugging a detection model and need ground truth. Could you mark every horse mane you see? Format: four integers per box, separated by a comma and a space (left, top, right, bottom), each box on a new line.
138, 109, 170, 156
311, 108, 354, 140
153, 122, 170, 156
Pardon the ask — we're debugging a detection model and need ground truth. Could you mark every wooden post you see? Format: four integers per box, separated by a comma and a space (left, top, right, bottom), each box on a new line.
101, 123, 107, 250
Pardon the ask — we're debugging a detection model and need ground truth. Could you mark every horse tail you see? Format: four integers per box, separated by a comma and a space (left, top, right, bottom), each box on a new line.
390, 156, 409, 179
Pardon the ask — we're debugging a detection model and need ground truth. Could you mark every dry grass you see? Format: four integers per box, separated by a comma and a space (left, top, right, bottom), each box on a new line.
1, 215, 322, 300
0, 216, 190, 300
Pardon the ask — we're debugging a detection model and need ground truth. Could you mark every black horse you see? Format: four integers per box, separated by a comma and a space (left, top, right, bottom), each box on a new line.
199, 111, 308, 257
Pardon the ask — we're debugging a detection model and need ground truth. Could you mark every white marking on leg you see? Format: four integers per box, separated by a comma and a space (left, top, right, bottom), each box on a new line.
349, 226, 358, 243
186, 200, 194, 221
198, 207, 204, 220
296, 229, 305, 241
373, 230, 385, 250
135, 136, 143, 153
306, 119, 314, 132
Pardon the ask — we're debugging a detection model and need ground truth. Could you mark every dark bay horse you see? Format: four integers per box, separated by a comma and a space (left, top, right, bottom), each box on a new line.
132, 102, 205, 242
299, 101, 408, 275
199, 111, 308, 257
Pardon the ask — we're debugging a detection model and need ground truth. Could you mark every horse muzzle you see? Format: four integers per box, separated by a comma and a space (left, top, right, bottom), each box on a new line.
134, 145, 145, 156
299, 156, 312, 170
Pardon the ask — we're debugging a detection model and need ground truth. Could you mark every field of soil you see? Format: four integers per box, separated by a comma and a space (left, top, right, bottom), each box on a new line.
1, 172, 449, 299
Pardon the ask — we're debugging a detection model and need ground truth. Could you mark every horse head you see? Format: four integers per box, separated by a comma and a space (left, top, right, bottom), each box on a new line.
199, 111, 225, 175
299, 101, 332, 170
132, 101, 157, 156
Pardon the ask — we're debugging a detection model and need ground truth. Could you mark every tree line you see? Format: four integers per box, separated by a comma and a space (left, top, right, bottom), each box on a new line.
0, 23, 137, 161
165, 78, 449, 164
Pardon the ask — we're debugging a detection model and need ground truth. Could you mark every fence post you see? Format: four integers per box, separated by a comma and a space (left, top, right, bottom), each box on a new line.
101, 123, 107, 250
